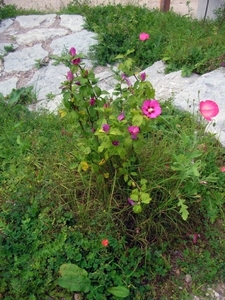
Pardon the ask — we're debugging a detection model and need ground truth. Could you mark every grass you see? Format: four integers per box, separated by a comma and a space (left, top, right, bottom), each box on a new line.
0, 1, 225, 299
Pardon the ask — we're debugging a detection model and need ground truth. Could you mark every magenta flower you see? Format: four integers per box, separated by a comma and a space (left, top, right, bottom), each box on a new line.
128, 198, 135, 206
121, 74, 131, 87
199, 100, 219, 121
128, 126, 140, 140
128, 126, 140, 135
142, 99, 162, 118
89, 97, 96, 106
69, 47, 76, 56
112, 140, 119, 146
140, 72, 146, 81
102, 124, 110, 133
71, 58, 81, 65
117, 111, 125, 121
66, 70, 74, 81
139, 32, 150, 41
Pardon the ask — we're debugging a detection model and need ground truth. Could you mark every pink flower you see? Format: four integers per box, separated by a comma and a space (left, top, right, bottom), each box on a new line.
140, 72, 146, 81
128, 126, 140, 140
101, 239, 109, 247
128, 198, 135, 206
66, 70, 74, 81
199, 100, 219, 121
102, 124, 110, 133
142, 99, 162, 118
117, 111, 125, 121
69, 47, 76, 56
220, 166, 225, 172
121, 74, 131, 87
128, 126, 140, 134
71, 58, 81, 65
139, 32, 150, 41
112, 140, 120, 146
89, 97, 96, 106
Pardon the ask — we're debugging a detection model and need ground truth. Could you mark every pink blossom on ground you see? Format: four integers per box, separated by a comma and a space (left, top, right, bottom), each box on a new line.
102, 124, 110, 133
69, 47, 76, 56
199, 100, 219, 121
101, 239, 109, 247
220, 166, 225, 172
117, 111, 125, 121
66, 70, 74, 81
139, 32, 150, 41
142, 99, 162, 118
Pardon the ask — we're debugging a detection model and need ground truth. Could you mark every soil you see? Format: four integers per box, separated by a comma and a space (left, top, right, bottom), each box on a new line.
4, 0, 198, 17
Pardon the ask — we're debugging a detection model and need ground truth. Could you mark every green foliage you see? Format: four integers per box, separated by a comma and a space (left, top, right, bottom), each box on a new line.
3, 86, 37, 106
0, 4, 18, 19
62, 2, 225, 75
58, 264, 91, 293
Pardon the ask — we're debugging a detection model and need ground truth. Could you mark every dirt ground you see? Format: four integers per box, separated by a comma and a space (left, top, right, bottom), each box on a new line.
4, 0, 198, 16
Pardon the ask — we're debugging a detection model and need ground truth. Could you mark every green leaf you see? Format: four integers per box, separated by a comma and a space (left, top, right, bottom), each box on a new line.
94, 86, 101, 97
133, 204, 142, 214
132, 114, 144, 126
109, 128, 123, 135
107, 286, 129, 298
177, 198, 189, 220
83, 147, 91, 154
114, 54, 125, 60
59, 264, 88, 277
140, 192, 151, 204
57, 275, 90, 293
125, 48, 135, 56
57, 264, 91, 293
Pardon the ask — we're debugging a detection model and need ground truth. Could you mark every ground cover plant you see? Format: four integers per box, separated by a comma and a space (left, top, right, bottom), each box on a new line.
0, 1, 225, 299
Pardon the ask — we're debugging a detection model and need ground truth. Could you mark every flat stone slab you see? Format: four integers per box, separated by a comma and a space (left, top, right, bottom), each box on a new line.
0, 19, 13, 34
0, 43, 17, 55
16, 14, 57, 29
50, 30, 98, 56
15, 28, 68, 45
27, 62, 68, 101
4, 44, 48, 72
142, 61, 200, 100
59, 15, 85, 32
0, 77, 18, 96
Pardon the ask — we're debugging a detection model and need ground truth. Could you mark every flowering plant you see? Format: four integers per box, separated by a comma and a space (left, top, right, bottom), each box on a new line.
54, 36, 223, 221
57, 39, 160, 214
